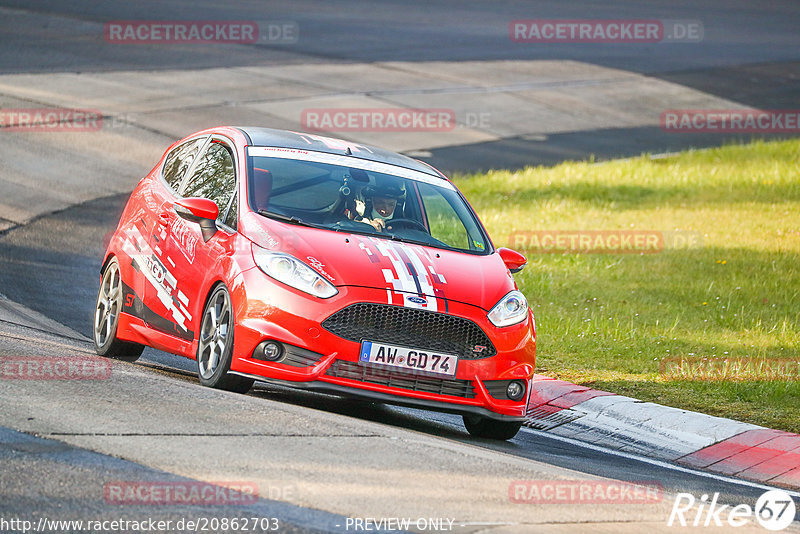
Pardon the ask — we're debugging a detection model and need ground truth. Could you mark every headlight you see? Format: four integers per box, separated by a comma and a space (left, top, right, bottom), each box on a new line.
252, 246, 338, 299
488, 290, 528, 327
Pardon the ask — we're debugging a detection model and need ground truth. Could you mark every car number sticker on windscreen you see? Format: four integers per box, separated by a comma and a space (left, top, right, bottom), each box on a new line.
359, 341, 458, 378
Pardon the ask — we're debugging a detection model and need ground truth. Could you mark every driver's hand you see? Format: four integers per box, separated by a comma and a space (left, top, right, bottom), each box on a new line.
369, 218, 386, 232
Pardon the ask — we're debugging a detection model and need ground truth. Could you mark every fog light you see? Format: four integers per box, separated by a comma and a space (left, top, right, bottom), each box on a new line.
254, 341, 283, 362
506, 380, 526, 401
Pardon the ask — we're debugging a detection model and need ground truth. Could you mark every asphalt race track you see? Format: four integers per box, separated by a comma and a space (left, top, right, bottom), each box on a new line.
1, 2, 799, 532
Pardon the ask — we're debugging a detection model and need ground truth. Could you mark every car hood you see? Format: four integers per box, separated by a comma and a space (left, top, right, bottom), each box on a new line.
240, 213, 516, 312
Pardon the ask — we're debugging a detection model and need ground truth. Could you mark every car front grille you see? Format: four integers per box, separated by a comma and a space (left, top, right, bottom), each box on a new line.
325, 360, 476, 398
321, 303, 496, 359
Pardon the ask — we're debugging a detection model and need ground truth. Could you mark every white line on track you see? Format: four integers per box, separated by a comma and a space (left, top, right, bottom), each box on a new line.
520, 426, 800, 498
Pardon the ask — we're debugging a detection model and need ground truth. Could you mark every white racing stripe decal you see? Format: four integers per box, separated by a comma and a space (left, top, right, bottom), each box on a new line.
428, 264, 446, 284
373, 240, 431, 310
365, 238, 445, 311
122, 224, 192, 331
177, 290, 189, 307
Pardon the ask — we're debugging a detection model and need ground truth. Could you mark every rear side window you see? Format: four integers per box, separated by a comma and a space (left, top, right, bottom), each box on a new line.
182, 141, 237, 227
162, 137, 205, 191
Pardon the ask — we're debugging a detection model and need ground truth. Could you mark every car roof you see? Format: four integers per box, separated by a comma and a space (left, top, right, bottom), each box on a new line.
236, 127, 443, 178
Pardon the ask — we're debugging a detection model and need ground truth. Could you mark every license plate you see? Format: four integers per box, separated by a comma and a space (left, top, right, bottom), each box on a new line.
359, 341, 458, 378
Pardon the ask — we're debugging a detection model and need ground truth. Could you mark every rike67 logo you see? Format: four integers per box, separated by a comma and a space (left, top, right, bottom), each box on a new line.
668, 490, 797, 531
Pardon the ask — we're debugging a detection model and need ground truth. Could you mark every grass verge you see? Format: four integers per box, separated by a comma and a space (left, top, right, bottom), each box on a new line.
454, 139, 800, 432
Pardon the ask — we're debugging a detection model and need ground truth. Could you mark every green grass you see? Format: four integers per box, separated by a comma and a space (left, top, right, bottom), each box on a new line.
453, 139, 800, 432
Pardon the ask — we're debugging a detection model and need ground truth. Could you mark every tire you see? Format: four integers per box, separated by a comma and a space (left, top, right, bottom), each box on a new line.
463, 414, 523, 440
196, 284, 253, 394
93, 257, 145, 362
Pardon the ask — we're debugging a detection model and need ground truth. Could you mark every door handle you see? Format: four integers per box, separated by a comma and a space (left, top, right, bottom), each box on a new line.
158, 212, 170, 228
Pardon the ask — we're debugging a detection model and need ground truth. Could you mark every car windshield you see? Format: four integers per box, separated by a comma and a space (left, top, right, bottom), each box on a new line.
246, 147, 489, 254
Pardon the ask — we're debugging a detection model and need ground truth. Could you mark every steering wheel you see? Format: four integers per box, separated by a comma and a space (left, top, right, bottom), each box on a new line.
385, 218, 428, 233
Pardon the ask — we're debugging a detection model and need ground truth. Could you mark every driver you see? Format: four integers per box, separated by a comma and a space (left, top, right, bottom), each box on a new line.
357, 176, 406, 232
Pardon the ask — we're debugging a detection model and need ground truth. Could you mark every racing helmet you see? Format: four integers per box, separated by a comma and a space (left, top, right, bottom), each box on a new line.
362, 175, 406, 202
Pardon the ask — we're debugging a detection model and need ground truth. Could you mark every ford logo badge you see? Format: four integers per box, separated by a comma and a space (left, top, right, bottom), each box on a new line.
407, 296, 427, 304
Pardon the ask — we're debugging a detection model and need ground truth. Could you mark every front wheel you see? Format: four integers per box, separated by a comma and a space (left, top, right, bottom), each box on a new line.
463, 415, 523, 440
93, 257, 144, 362
196, 284, 253, 394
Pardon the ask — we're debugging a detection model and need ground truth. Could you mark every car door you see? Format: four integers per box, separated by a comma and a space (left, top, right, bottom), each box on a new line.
152, 137, 240, 347
128, 135, 206, 340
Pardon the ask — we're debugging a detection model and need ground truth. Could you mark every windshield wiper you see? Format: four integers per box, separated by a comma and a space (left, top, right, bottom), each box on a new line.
257, 209, 320, 229
334, 221, 447, 248
378, 231, 453, 250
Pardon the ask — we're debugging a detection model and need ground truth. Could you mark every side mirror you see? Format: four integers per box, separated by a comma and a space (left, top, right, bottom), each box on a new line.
174, 198, 219, 242
497, 247, 527, 274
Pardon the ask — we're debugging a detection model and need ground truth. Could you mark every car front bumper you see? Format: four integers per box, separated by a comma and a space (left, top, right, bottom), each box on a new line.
230, 272, 536, 421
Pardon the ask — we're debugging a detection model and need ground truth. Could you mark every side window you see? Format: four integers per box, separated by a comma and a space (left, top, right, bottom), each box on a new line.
162, 137, 205, 191
182, 141, 236, 226
418, 183, 486, 252
223, 192, 237, 230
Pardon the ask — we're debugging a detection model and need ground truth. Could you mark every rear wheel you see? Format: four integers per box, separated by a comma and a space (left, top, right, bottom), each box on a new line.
463, 414, 523, 440
196, 285, 253, 394
93, 257, 144, 362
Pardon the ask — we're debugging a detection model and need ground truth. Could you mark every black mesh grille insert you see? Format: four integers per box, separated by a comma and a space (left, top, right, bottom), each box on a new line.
325, 360, 475, 398
484, 380, 512, 400
321, 303, 496, 359
282, 346, 324, 367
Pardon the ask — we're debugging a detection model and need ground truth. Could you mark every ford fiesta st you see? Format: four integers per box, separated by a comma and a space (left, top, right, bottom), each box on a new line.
94, 127, 536, 440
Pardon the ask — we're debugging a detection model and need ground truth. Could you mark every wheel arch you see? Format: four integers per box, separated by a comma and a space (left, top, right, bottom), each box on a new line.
199, 279, 230, 320
100, 252, 115, 276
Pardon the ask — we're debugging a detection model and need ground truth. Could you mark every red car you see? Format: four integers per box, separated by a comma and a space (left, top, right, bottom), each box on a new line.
93, 127, 536, 440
